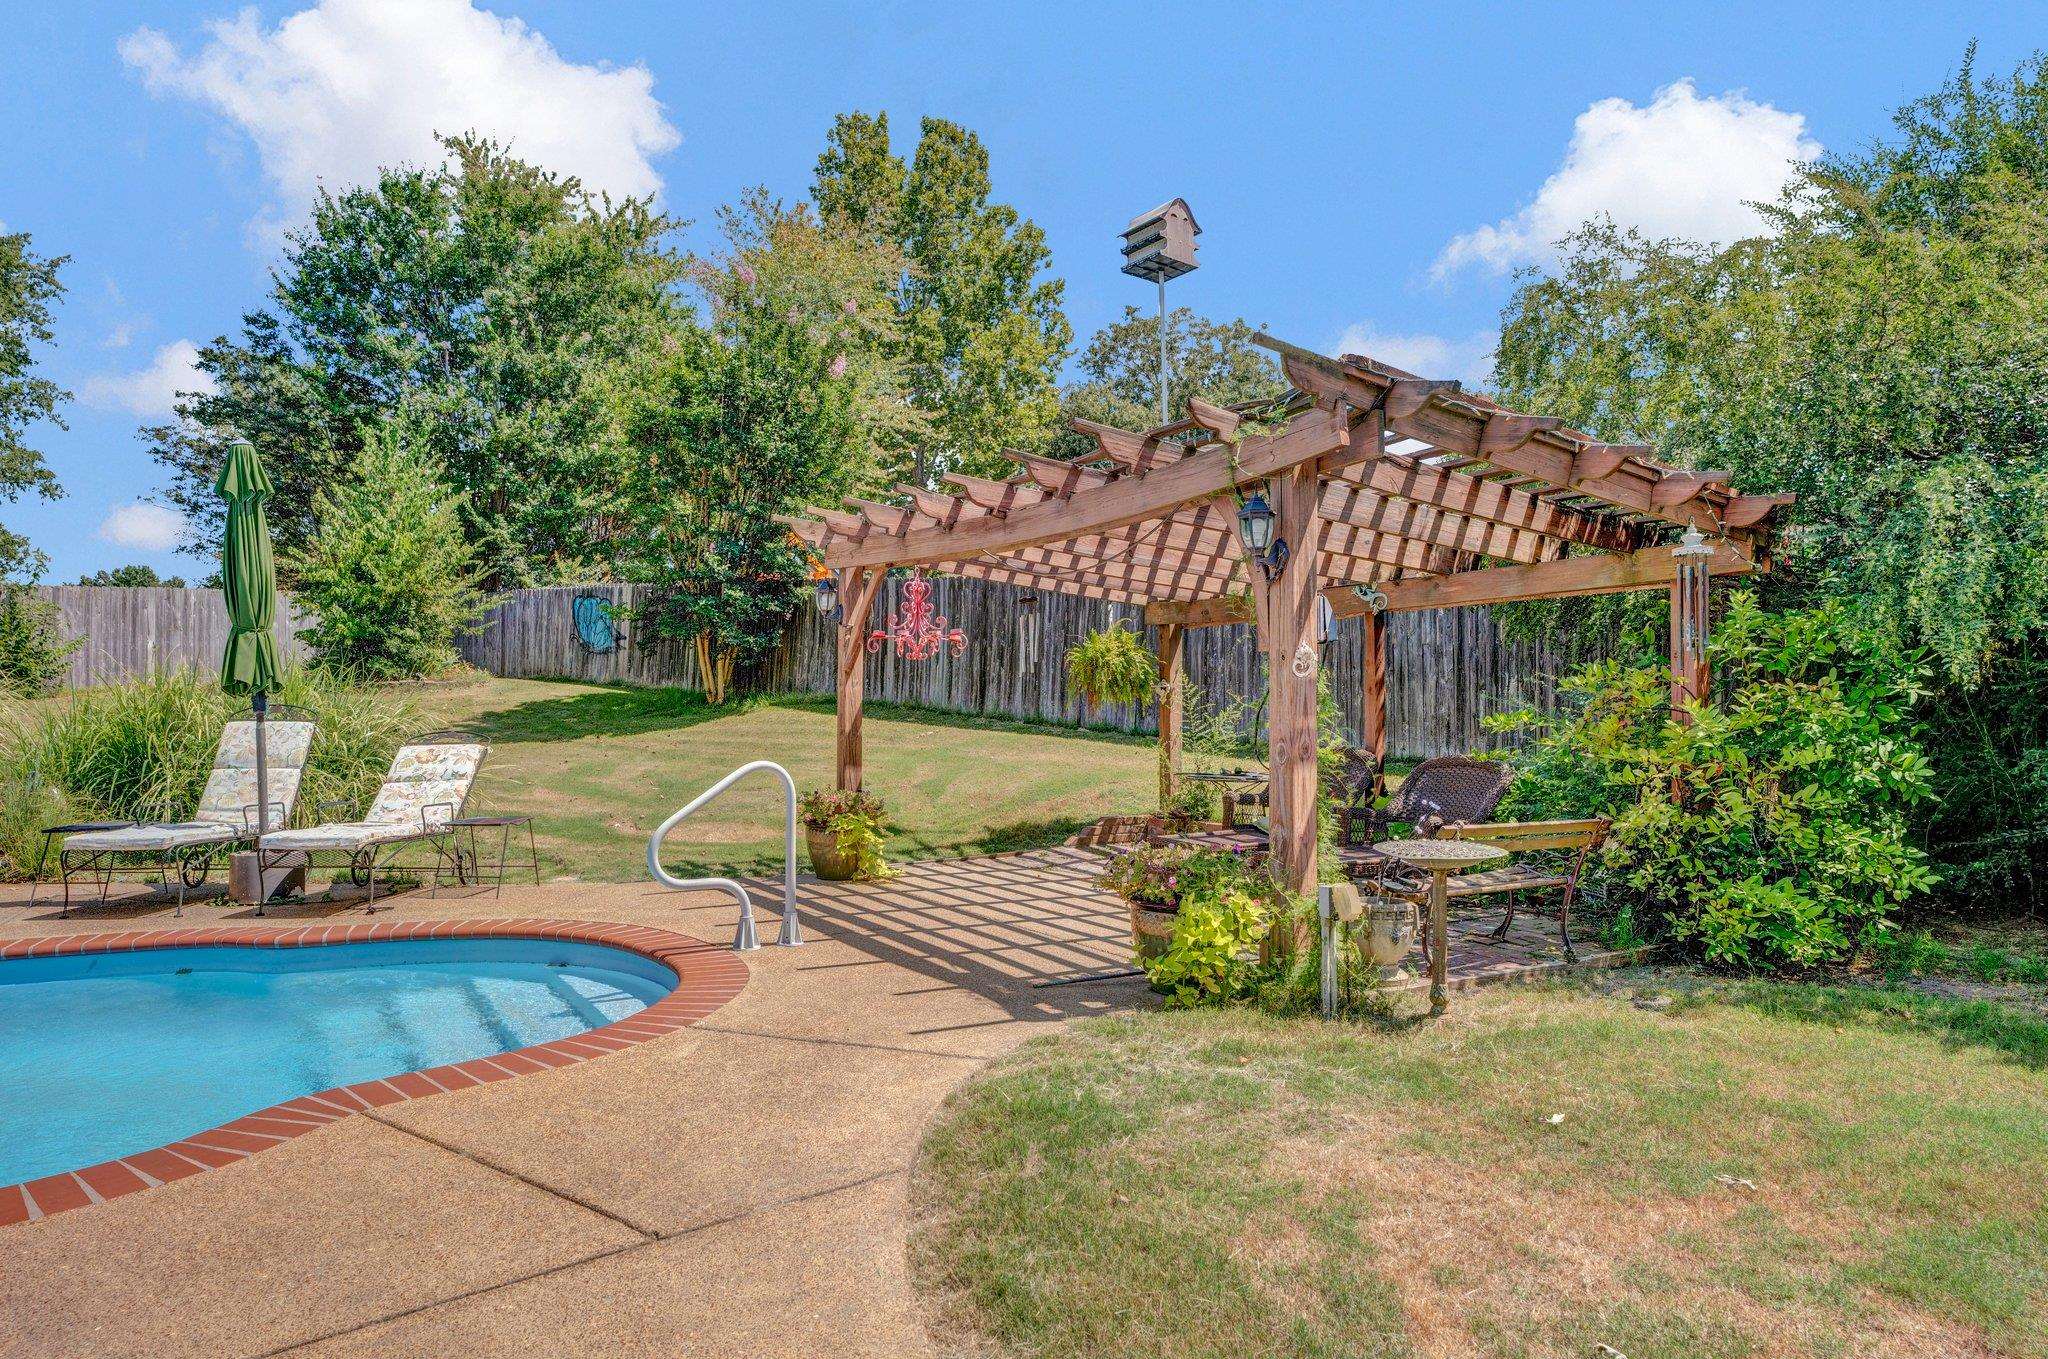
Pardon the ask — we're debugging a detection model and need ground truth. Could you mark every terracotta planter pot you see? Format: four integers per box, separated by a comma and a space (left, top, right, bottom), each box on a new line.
1128, 900, 1179, 961
806, 825, 857, 881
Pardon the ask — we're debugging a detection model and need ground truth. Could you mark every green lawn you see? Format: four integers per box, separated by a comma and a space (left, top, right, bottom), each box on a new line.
911, 976, 2048, 1359
407, 675, 1158, 879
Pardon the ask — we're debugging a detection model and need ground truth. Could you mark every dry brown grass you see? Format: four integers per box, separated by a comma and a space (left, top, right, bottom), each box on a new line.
912, 983, 2048, 1359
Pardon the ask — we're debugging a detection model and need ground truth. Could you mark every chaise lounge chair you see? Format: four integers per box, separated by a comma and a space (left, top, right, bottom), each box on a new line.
35, 708, 317, 917
256, 730, 487, 910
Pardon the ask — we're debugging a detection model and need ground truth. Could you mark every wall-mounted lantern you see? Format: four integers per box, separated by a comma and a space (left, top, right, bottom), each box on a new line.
1236, 487, 1289, 580
813, 575, 839, 620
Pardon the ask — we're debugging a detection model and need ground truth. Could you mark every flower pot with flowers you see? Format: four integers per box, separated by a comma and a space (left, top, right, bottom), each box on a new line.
798, 788, 892, 881
1095, 844, 1200, 962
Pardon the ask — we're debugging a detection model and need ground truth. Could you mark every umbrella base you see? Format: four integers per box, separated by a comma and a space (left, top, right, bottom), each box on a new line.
231, 851, 306, 907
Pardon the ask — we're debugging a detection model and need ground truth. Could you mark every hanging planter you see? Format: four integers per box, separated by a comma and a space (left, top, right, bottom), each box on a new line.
1065, 624, 1158, 714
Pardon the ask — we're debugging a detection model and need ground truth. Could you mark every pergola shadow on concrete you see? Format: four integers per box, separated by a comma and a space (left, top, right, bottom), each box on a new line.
782, 337, 1794, 904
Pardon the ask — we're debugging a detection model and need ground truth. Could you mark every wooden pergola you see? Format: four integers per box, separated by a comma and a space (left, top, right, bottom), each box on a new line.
781, 336, 1794, 902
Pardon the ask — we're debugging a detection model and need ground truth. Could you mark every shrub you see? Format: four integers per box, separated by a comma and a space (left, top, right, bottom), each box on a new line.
290, 420, 490, 680
1494, 596, 1936, 969
0, 668, 415, 879
1095, 847, 1294, 1004
0, 583, 75, 697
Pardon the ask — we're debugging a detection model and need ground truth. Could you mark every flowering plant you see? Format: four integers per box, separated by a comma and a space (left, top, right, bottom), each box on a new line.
798, 787, 884, 832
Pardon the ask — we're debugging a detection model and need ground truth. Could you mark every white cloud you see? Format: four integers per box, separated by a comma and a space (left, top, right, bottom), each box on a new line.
98, 503, 189, 553
76, 339, 215, 417
103, 322, 135, 350
1435, 79, 1820, 278
119, 0, 680, 236
1334, 323, 1498, 390
77, 337, 216, 417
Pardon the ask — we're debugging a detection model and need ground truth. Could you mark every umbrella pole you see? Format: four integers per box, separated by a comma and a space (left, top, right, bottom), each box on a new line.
253, 689, 269, 836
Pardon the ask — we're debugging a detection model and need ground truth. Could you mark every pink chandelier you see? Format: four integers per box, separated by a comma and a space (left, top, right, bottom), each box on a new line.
868, 571, 966, 661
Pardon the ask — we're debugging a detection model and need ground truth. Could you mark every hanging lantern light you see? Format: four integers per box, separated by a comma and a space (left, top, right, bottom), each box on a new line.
1237, 488, 1276, 556
1236, 486, 1290, 580
813, 574, 840, 620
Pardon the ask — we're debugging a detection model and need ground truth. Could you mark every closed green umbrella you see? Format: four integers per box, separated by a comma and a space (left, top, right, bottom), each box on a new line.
217, 440, 283, 835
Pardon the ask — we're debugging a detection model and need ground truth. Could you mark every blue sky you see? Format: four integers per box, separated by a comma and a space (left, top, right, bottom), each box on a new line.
2, 0, 2041, 583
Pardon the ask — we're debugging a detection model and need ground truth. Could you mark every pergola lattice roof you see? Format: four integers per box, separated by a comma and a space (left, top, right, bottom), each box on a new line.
780, 336, 1793, 621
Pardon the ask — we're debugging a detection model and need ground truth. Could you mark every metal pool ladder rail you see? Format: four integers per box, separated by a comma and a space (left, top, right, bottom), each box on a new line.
646, 760, 800, 951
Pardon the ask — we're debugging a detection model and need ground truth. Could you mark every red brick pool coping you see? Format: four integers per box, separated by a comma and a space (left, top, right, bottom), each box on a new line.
0, 918, 750, 1228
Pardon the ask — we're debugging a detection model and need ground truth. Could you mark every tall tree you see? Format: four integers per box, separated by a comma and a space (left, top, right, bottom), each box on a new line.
1051, 306, 1286, 459
77, 565, 186, 588
614, 192, 910, 702
1489, 48, 2048, 902
148, 135, 686, 587
0, 230, 67, 582
813, 113, 1071, 483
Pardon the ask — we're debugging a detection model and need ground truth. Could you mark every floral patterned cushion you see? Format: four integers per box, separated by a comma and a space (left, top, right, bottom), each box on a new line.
259, 821, 413, 853
195, 766, 304, 830
215, 720, 315, 771
65, 823, 240, 852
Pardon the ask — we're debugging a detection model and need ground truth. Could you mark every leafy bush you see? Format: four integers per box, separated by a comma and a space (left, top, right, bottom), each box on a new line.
797, 787, 882, 830
1065, 625, 1156, 712
0, 668, 416, 878
0, 583, 75, 697
290, 420, 490, 680
1162, 781, 1214, 826
1495, 596, 1936, 969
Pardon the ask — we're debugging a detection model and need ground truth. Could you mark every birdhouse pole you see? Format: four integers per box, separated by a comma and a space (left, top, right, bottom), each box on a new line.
1120, 199, 1201, 426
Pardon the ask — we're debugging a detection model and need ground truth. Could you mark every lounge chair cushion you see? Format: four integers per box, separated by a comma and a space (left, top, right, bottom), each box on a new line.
64, 822, 241, 853
259, 821, 420, 853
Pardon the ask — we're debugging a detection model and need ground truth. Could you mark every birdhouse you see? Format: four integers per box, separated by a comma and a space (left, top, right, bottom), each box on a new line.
1120, 198, 1200, 282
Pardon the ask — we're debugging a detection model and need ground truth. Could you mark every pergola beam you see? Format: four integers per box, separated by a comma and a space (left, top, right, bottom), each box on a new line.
821, 410, 1348, 570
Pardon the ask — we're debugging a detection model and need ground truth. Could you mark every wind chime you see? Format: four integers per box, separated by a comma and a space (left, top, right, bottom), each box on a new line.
869, 570, 967, 660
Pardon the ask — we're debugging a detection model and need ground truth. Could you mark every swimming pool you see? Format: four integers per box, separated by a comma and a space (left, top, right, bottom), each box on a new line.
0, 936, 679, 1189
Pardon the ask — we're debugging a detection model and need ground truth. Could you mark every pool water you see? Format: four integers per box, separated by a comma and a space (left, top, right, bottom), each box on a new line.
0, 938, 676, 1187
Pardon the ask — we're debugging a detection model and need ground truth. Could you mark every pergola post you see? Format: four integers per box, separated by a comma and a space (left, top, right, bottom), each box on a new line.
1156, 621, 1184, 808
1669, 549, 1712, 721
835, 567, 883, 791
1359, 608, 1387, 784
1257, 465, 1326, 925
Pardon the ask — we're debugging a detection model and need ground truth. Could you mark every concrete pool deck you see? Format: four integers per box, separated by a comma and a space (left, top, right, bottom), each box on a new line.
0, 849, 1146, 1358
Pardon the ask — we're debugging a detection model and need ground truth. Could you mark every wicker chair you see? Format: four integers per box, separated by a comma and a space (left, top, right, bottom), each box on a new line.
1334, 755, 1514, 859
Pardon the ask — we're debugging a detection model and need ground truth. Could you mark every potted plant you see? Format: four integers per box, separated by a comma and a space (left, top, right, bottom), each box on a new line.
1160, 781, 1215, 834
1065, 625, 1158, 715
1095, 844, 1198, 961
798, 788, 890, 882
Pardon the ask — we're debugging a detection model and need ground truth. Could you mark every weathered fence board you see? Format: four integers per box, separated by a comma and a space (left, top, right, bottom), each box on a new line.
38, 581, 1572, 759
458, 579, 1575, 760
33, 586, 312, 691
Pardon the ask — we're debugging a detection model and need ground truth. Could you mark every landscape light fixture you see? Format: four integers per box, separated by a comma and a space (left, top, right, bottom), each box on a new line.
1119, 198, 1200, 424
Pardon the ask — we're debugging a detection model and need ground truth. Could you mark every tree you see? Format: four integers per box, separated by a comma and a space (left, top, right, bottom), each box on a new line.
812, 113, 1071, 483
289, 418, 490, 679
1051, 306, 1286, 458
0, 230, 73, 696
1488, 48, 2048, 903
149, 135, 686, 587
614, 193, 905, 703
77, 565, 186, 588
0, 230, 66, 583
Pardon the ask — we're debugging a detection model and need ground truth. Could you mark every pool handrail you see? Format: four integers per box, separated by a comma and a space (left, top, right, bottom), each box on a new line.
645, 759, 800, 951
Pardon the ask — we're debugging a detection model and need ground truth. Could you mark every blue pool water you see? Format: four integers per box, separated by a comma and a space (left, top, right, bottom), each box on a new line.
0, 938, 676, 1186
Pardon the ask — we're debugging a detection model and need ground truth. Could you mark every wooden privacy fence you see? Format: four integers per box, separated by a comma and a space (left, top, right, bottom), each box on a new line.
33, 586, 312, 691
460, 579, 1575, 760
38, 581, 1574, 759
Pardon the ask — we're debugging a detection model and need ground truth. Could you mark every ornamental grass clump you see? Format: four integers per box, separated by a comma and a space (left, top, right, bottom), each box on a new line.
0, 667, 415, 879
1493, 595, 1936, 969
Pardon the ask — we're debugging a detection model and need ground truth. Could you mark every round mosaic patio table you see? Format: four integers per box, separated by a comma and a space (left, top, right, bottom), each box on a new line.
1375, 838, 1508, 1014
